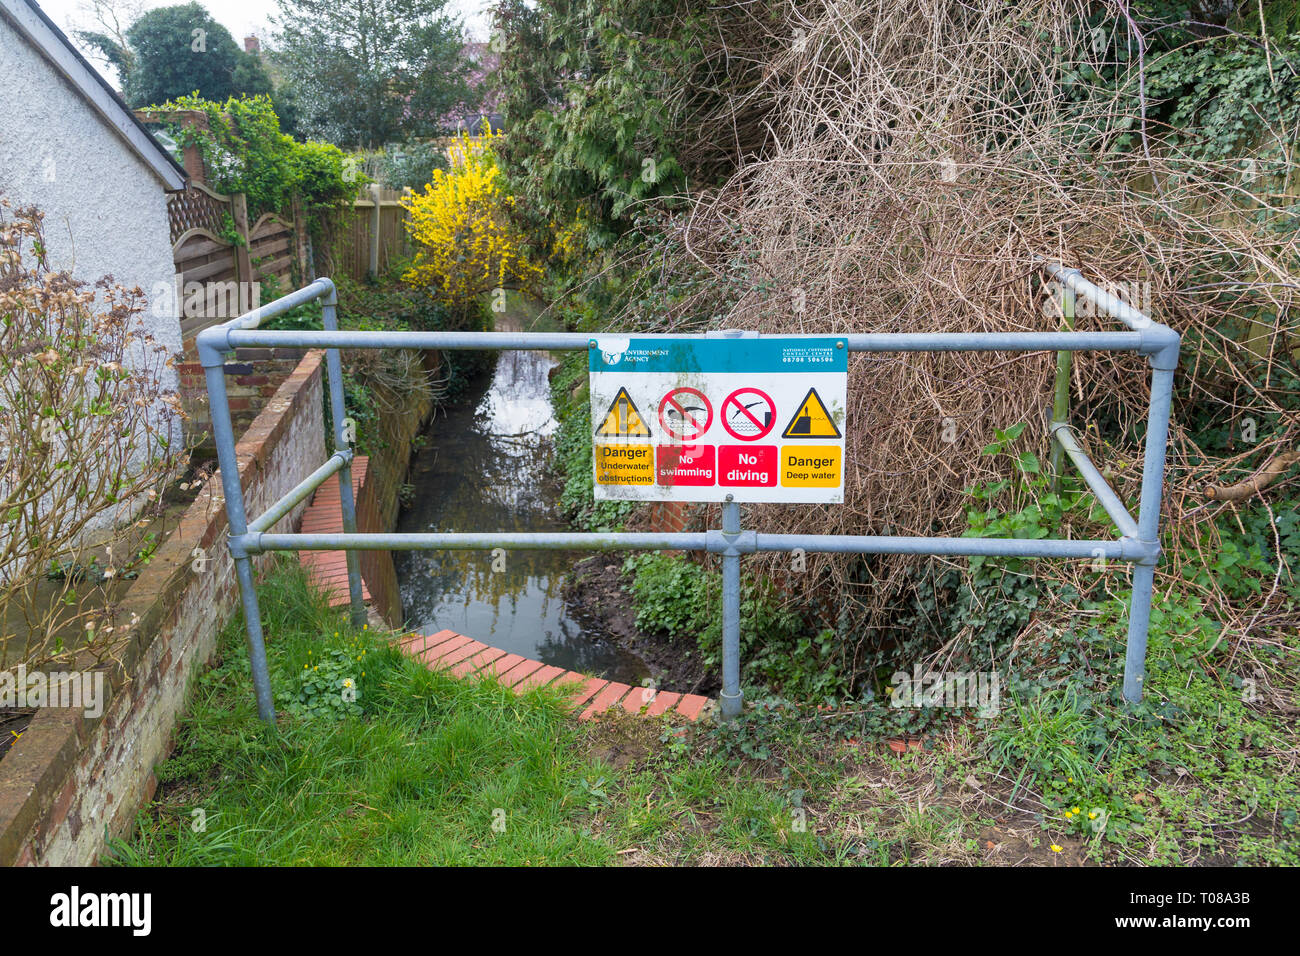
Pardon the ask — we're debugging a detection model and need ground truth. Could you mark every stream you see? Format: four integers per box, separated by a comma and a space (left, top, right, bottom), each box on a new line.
394, 306, 650, 685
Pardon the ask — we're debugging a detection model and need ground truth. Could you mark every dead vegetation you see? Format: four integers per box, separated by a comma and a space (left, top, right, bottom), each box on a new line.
614, 0, 1298, 685
0, 199, 187, 670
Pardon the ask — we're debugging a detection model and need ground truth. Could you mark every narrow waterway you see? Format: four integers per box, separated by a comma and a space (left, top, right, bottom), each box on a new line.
394, 302, 650, 684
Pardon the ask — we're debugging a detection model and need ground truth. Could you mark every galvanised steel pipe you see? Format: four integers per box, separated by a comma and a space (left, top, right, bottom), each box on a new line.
752, 534, 1149, 562
320, 282, 367, 627
247, 450, 353, 534
198, 350, 276, 723
250, 531, 711, 553
1049, 423, 1141, 540
246, 530, 1148, 561
841, 331, 1145, 353
203, 277, 335, 347
1123, 361, 1180, 702
200, 264, 1179, 722
223, 327, 1149, 355
720, 501, 744, 719
194, 276, 342, 725
1042, 261, 1152, 330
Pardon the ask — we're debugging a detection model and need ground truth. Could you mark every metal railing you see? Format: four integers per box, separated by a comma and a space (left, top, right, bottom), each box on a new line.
199, 265, 1179, 724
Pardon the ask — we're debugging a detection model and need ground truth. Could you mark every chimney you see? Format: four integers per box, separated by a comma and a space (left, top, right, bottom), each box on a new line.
244, 35, 260, 54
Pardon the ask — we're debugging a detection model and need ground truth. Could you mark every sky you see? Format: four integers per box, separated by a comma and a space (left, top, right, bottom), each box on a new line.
38, 0, 494, 69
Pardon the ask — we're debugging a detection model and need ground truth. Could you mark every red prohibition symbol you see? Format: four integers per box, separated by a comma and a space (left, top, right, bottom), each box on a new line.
721, 387, 776, 441
659, 386, 713, 441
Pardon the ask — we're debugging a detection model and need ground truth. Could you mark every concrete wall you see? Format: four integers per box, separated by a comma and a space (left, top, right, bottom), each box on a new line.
0, 13, 183, 460
0, 352, 326, 866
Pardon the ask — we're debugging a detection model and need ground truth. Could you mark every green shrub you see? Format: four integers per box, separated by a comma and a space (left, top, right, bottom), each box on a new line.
622, 553, 711, 638
548, 350, 636, 531
147, 94, 357, 217
378, 140, 451, 192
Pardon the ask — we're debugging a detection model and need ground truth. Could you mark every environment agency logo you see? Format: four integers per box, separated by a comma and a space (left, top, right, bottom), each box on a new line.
596, 336, 630, 366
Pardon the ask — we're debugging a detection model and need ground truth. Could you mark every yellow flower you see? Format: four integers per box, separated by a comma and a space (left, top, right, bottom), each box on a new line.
1050, 844, 1063, 853
1088, 811, 1098, 820
1064, 810, 1073, 818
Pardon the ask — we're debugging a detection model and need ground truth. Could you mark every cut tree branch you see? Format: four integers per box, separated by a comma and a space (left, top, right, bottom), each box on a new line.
1204, 447, 1300, 501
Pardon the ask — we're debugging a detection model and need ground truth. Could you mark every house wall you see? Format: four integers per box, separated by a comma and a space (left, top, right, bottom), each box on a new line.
0, 13, 183, 462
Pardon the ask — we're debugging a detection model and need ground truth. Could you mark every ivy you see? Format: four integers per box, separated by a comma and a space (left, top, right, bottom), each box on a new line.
1145, 33, 1300, 171
147, 94, 358, 217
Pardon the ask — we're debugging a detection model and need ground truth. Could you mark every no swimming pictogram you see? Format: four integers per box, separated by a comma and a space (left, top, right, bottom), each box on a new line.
658, 387, 712, 441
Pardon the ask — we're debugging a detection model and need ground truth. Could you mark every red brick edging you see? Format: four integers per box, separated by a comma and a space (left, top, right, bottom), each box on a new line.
303, 477, 712, 722
297, 457, 372, 607
398, 630, 713, 722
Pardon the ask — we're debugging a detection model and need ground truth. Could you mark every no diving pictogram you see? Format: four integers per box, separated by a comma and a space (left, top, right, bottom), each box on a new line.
721, 387, 776, 441
659, 387, 712, 441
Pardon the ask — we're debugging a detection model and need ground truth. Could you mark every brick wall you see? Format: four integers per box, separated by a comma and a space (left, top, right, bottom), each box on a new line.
0, 352, 327, 866
645, 501, 705, 534
354, 351, 439, 624
176, 347, 312, 452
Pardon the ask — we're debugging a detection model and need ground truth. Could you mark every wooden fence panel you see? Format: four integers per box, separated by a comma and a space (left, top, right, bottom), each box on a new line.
328, 187, 414, 282
170, 181, 413, 344
170, 185, 312, 347
249, 213, 297, 288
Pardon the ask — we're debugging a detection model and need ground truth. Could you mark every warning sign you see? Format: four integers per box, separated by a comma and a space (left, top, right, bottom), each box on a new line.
720, 445, 777, 487
595, 443, 654, 485
781, 388, 842, 439
588, 337, 847, 503
595, 387, 651, 438
656, 444, 715, 486
781, 445, 841, 487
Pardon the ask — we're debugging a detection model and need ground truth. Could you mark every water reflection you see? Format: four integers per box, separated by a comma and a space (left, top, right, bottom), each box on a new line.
395, 313, 649, 684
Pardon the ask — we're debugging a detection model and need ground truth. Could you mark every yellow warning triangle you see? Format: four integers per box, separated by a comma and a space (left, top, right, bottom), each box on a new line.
781, 388, 841, 438
595, 387, 651, 437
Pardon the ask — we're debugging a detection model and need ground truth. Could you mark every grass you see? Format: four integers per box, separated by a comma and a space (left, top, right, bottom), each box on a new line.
109, 559, 619, 865
111, 559, 1298, 867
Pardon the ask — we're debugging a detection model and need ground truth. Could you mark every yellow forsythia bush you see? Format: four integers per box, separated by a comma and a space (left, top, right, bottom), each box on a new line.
402, 127, 541, 304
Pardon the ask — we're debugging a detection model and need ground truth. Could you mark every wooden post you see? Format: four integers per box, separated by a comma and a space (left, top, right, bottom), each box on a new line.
368, 184, 381, 278
401, 187, 413, 256
291, 192, 311, 281
231, 192, 254, 292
